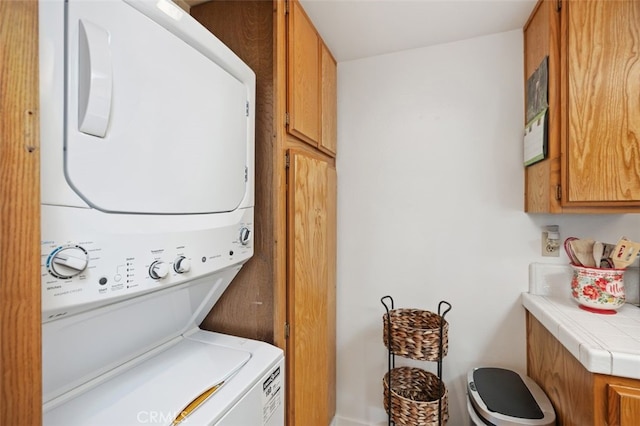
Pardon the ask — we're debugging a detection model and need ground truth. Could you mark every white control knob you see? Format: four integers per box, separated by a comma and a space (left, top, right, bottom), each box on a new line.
239, 227, 251, 245
173, 256, 191, 274
48, 246, 89, 279
149, 261, 170, 280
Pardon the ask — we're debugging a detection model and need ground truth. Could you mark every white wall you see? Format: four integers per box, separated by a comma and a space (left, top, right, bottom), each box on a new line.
334, 29, 640, 425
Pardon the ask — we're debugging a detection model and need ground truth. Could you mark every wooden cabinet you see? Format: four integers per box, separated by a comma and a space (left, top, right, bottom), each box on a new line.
287, 0, 337, 156
527, 312, 640, 425
287, 149, 337, 425
190, 1, 337, 425
524, 0, 640, 213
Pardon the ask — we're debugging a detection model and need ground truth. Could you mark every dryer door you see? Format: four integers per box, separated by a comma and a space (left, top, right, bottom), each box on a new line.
65, 0, 250, 214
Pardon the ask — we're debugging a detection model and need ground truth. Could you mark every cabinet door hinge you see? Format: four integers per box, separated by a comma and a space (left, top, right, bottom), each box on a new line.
555, 185, 562, 201
285, 112, 290, 126
556, 0, 561, 12
285, 0, 289, 15
285, 152, 290, 169
285, 322, 290, 338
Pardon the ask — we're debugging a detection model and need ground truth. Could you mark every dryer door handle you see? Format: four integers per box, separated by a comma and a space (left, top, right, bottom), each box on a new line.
77, 19, 113, 138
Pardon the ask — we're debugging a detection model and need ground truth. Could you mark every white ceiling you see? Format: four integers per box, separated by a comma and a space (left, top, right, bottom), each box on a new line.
298, 0, 538, 62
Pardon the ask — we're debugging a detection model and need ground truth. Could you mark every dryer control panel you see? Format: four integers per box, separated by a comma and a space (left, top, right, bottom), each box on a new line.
41, 205, 253, 322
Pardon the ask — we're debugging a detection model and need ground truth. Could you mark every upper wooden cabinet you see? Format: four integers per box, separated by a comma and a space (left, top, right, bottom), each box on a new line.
287, 0, 337, 156
524, 0, 640, 213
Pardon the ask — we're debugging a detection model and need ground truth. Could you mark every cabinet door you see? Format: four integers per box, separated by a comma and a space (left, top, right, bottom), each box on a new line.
607, 384, 640, 425
287, 149, 336, 426
287, 0, 320, 146
563, 0, 640, 205
320, 42, 337, 157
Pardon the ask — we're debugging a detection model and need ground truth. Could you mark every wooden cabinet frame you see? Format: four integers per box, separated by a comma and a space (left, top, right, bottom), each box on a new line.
0, 1, 42, 424
524, 0, 640, 213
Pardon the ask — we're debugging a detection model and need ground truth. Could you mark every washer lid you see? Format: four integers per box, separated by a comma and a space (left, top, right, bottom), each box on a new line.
65, 0, 251, 214
43, 338, 251, 425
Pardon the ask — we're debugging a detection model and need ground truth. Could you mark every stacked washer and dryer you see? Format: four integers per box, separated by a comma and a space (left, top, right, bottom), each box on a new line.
39, 0, 284, 424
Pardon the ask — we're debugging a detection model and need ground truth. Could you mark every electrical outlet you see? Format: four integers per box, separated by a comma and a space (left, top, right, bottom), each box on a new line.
542, 226, 560, 257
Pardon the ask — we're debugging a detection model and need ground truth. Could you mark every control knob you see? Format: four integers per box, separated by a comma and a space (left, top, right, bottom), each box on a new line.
149, 261, 170, 280
48, 245, 89, 279
173, 256, 191, 274
239, 227, 251, 246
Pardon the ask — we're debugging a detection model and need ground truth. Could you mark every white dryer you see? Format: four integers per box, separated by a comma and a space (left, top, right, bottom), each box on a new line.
39, 0, 283, 424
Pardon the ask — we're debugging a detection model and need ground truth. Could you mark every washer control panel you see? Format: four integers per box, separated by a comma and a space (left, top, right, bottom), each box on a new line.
41, 207, 253, 322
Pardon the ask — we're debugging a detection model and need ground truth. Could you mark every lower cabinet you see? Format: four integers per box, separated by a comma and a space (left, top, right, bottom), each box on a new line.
287, 149, 337, 425
527, 312, 640, 425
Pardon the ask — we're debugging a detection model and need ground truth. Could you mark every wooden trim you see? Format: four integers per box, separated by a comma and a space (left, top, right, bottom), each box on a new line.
274, 0, 289, 353
0, 1, 42, 424
523, 0, 545, 31
326, 163, 337, 420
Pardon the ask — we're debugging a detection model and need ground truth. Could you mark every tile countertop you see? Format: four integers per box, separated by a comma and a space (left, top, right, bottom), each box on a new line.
522, 263, 640, 380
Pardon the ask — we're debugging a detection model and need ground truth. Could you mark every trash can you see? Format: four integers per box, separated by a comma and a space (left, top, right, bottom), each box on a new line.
467, 367, 555, 425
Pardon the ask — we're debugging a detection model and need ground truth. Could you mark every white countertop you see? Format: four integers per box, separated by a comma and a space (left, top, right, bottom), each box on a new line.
522, 263, 640, 380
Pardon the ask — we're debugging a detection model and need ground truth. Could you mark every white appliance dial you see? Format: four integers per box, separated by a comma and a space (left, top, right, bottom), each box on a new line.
48, 245, 89, 279
173, 256, 191, 274
239, 227, 251, 245
149, 261, 170, 279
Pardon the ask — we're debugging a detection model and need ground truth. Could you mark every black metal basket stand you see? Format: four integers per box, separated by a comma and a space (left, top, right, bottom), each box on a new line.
380, 295, 452, 426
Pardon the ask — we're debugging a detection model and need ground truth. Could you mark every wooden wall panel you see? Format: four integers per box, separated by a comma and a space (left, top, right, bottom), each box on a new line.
191, 1, 278, 343
0, 1, 42, 424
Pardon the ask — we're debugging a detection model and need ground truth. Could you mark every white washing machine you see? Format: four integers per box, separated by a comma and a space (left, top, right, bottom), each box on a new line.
39, 0, 284, 424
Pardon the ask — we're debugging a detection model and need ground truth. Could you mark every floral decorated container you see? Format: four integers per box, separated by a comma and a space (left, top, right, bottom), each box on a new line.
570, 265, 626, 314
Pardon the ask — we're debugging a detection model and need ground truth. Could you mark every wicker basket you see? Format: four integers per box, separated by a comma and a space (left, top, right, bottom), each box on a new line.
383, 367, 448, 425
383, 308, 449, 361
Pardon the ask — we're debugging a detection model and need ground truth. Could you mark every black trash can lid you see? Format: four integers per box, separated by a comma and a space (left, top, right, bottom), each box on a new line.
467, 367, 556, 426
